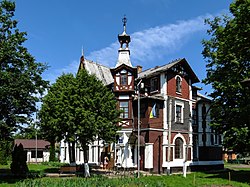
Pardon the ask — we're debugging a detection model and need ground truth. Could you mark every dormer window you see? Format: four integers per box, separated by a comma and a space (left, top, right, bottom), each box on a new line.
176, 76, 182, 93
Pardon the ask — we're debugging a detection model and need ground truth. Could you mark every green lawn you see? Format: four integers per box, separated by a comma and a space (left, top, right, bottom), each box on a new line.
0, 163, 249, 187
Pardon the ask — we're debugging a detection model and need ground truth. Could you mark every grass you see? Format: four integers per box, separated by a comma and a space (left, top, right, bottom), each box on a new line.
0, 163, 249, 187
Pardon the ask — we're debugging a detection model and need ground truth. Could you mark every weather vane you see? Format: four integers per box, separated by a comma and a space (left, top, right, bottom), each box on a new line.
122, 15, 127, 27
122, 15, 127, 33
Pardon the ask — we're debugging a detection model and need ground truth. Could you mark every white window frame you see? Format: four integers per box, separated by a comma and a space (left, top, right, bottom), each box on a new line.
175, 100, 184, 123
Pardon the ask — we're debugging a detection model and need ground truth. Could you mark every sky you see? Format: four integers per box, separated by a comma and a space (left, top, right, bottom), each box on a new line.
14, 0, 233, 95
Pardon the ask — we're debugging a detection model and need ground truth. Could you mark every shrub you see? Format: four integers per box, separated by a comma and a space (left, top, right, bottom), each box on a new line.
10, 143, 29, 175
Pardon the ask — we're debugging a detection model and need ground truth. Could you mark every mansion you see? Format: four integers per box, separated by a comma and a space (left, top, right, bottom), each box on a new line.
60, 18, 223, 173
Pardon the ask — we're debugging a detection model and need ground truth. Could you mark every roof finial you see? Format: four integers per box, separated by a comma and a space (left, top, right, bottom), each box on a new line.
122, 15, 127, 34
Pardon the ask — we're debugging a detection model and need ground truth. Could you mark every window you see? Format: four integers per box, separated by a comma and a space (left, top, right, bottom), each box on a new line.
31, 150, 43, 158
192, 108, 197, 125
175, 138, 183, 159
150, 77, 158, 92
176, 105, 182, 123
120, 69, 128, 85
176, 76, 182, 93
120, 74, 127, 85
120, 101, 129, 118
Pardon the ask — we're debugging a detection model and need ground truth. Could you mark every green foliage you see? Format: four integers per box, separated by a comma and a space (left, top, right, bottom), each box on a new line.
0, 140, 12, 165
10, 143, 29, 175
0, 0, 48, 143
202, 0, 250, 153
13, 172, 250, 187
49, 143, 56, 162
39, 69, 121, 162
40, 161, 67, 167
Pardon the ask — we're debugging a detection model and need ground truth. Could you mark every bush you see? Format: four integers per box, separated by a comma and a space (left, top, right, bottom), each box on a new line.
10, 143, 29, 175
41, 161, 69, 167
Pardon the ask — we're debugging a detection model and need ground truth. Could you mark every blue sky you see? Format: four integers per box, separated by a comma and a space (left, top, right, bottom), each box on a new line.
14, 0, 233, 95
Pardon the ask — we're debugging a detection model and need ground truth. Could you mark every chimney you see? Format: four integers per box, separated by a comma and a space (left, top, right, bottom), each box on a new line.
137, 65, 142, 74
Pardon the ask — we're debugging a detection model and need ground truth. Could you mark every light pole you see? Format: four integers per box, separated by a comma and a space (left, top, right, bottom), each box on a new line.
35, 107, 38, 164
137, 79, 142, 178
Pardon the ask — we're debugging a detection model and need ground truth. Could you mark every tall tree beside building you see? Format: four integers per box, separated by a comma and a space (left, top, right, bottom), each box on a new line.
39, 70, 121, 163
0, 0, 48, 164
202, 0, 250, 153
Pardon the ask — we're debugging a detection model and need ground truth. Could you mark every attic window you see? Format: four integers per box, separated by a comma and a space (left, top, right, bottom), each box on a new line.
176, 76, 182, 93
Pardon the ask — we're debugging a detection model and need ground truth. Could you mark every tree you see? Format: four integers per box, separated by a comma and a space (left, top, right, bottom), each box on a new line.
39, 70, 121, 164
39, 73, 76, 162
0, 0, 48, 163
10, 143, 29, 176
202, 0, 250, 153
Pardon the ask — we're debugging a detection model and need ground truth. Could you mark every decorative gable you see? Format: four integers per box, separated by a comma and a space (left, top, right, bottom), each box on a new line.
111, 64, 137, 92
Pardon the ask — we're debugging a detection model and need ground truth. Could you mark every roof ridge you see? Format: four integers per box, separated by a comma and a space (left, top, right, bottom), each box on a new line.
85, 59, 111, 69
139, 58, 182, 74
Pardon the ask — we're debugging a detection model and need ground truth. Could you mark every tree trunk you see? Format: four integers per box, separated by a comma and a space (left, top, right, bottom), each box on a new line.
71, 141, 76, 163
81, 142, 90, 177
68, 142, 72, 163
49, 140, 56, 161
68, 141, 76, 164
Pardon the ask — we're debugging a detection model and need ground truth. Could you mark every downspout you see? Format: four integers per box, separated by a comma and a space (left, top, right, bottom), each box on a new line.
167, 98, 172, 175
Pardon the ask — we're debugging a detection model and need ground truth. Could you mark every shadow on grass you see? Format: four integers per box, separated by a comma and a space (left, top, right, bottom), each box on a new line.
204, 169, 250, 184
0, 167, 59, 185
0, 168, 25, 185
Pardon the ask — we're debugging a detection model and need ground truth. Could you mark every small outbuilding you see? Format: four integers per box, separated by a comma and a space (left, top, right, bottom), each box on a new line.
14, 139, 50, 163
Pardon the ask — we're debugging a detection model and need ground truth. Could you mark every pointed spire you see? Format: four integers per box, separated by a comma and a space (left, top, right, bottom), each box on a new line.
116, 15, 132, 68
81, 46, 84, 57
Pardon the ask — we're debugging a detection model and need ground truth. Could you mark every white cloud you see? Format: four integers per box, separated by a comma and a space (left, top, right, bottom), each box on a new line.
86, 15, 212, 68
44, 60, 79, 83
46, 14, 214, 84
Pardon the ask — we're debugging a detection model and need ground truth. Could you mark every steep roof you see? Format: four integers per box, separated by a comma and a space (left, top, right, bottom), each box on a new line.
79, 58, 114, 85
14, 139, 50, 149
138, 58, 199, 83
79, 58, 199, 85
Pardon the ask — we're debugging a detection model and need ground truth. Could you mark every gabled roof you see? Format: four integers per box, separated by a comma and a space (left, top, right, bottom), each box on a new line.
14, 139, 50, 149
110, 63, 137, 77
79, 58, 114, 85
138, 58, 199, 83
78, 57, 200, 85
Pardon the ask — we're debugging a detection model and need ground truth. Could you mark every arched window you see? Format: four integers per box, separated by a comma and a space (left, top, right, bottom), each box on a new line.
176, 76, 182, 93
175, 138, 183, 159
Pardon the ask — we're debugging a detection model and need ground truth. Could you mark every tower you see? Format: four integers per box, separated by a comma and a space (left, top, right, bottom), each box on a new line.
111, 16, 137, 128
